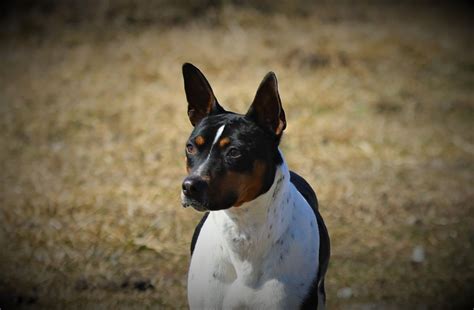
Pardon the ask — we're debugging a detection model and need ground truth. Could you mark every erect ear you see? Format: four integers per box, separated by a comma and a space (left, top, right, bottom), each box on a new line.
246, 72, 286, 136
182, 63, 225, 126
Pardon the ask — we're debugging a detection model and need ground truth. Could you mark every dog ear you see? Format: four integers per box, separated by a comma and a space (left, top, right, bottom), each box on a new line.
182, 63, 225, 126
246, 72, 286, 136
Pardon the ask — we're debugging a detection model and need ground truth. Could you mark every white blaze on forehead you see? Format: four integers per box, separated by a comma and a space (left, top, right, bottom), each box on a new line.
212, 124, 226, 146
195, 124, 225, 175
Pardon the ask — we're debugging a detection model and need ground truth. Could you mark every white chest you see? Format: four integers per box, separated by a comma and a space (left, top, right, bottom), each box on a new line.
187, 168, 320, 310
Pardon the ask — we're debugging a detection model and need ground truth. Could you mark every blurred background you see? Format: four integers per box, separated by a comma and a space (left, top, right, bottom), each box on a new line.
0, 1, 473, 309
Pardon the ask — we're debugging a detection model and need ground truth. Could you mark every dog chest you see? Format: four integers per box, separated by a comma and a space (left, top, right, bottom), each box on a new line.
187, 183, 320, 309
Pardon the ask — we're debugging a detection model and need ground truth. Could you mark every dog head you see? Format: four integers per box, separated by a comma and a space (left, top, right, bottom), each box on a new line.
181, 63, 286, 212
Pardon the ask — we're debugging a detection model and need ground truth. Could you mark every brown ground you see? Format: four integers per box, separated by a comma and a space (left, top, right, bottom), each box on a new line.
0, 3, 473, 309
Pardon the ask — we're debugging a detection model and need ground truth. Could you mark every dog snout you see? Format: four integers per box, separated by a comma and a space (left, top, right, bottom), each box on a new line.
182, 176, 209, 200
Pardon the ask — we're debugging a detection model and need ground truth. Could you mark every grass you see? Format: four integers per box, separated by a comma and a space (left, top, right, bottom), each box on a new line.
0, 3, 473, 309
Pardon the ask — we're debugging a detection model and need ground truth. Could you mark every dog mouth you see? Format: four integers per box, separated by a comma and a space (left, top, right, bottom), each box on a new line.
181, 192, 209, 212
180, 190, 237, 212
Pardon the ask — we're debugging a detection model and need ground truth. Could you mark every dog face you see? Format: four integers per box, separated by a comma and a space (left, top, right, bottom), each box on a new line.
181, 63, 286, 212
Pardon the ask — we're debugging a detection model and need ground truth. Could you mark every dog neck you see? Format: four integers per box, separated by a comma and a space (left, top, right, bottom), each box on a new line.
209, 153, 293, 281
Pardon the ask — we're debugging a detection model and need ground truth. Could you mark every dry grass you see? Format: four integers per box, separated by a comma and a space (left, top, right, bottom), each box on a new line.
0, 4, 473, 309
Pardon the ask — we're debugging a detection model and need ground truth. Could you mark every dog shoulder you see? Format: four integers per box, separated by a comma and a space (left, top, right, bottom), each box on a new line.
289, 170, 331, 309
289, 171, 318, 211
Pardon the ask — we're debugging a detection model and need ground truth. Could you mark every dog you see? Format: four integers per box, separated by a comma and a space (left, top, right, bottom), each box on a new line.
180, 63, 330, 309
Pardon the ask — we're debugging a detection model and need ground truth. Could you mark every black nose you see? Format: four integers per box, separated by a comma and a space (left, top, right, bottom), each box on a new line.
182, 176, 208, 200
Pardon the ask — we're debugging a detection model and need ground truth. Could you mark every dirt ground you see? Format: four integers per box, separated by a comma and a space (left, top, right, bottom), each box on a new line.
0, 3, 473, 309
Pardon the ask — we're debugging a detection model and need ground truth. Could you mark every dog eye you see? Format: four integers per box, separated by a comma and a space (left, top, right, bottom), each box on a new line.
227, 148, 241, 158
186, 143, 196, 155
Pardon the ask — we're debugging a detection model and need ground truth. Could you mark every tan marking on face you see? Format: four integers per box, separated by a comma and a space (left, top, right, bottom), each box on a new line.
195, 136, 205, 146
215, 160, 267, 207
219, 137, 230, 148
